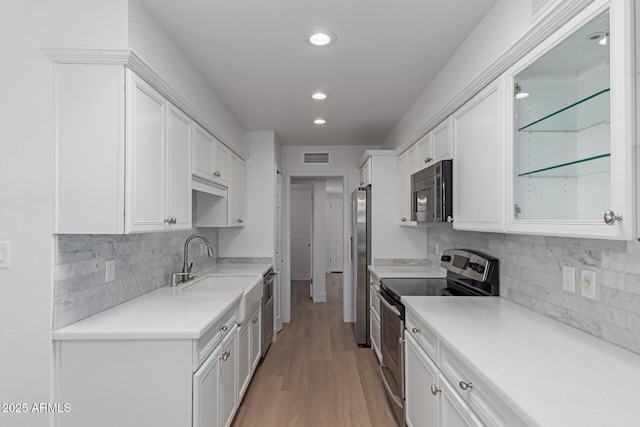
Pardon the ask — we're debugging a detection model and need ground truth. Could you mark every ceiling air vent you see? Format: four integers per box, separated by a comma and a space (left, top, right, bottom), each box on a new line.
304, 152, 330, 164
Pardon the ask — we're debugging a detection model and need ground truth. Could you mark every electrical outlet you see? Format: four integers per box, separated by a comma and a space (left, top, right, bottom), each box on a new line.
105, 259, 115, 283
580, 269, 596, 299
562, 265, 575, 293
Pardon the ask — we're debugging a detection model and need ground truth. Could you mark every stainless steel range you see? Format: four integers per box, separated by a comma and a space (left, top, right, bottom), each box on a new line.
378, 249, 499, 426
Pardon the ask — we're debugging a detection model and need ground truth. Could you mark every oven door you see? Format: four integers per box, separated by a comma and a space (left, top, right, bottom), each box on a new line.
378, 291, 404, 425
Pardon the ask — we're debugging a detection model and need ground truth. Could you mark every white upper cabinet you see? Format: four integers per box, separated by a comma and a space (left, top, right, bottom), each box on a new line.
398, 147, 415, 225
505, 0, 634, 239
166, 103, 193, 231
359, 158, 372, 186
192, 123, 230, 189
431, 117, 453, 165
193, 123, 216, 183
227, 152, 246, 227
125, 71, 191, 233
452, 76, 505, 232
213, 140, 230, 187
54, 64, 192, 234
416, 117, 453, 172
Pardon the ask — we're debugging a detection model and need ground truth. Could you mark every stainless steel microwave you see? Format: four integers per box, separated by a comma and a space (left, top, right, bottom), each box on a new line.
410, 159, 452, 222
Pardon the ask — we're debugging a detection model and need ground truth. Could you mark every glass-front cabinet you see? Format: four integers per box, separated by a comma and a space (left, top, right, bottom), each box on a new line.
505, 0, 634, 239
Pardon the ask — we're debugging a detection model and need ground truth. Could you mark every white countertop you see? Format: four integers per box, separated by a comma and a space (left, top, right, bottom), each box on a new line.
368, 264, 445, 280
403, 297, 640, 427
52, 263, 272, 341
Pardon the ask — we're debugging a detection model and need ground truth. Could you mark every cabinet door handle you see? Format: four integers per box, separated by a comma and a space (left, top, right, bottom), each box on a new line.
401, 217, 407, 222
431, 384, 441, 396
424, 156, 433, 163
219, 325, 228, 332
252, 317, 258, 324
412, 327, 421, 334
164, 217, 172, 224
172, 217, 177, 224
459, 381, 473, 391
221, 350, 231, 361
603, 210, 623, 225
237, 218, 243, 224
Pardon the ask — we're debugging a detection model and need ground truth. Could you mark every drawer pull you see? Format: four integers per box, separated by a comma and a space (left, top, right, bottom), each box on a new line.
221, 350, 231, 361
412, 327, 421, 334
252, 317, 258, 324
219, 325, 228, 332
459, 381, 473, 391
430, 384, 441, 396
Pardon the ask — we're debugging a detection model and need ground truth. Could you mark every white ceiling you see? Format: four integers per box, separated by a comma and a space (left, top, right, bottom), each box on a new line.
140, 0, 497, 146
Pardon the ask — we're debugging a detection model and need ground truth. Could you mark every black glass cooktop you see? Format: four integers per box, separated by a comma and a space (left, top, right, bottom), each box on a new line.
380, 276, 490, 306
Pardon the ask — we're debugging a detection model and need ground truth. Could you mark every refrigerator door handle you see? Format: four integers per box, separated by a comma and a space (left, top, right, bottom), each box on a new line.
350, 236, 353, 260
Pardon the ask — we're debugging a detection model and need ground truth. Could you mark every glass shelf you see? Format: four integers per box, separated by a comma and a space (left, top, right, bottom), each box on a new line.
518, 88, 610, 132
517, 153, 610, 177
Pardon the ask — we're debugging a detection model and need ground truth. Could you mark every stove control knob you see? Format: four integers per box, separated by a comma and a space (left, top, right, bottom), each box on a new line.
469, 263, 477, 271
441, 255, 451, 262
476, 265, 485, 274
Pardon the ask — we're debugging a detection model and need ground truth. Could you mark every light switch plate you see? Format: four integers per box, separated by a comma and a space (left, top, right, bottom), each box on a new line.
0, 241, 10, 269
581, 269, 596, 299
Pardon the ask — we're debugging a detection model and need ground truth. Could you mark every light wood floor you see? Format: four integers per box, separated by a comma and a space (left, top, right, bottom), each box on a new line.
231, 273, 399, 427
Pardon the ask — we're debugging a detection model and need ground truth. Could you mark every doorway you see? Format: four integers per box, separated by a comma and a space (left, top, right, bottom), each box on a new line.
290, 186, 313, 281
283, 173, 351, 325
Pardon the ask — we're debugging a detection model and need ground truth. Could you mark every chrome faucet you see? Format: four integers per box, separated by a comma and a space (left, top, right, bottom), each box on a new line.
171, 234, 214, 286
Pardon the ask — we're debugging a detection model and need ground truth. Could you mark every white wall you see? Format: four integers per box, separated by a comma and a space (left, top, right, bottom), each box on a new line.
218, 132, 276, 257
128, 0, 247, 157
281, 145, 377, 196
382, 0, 584, 151
0, 1, 128, 425
370, 155, 428, 260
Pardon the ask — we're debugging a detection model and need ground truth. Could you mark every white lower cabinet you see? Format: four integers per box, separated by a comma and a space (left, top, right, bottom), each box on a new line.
219, 328, 238, 427
194, 341, 222, 427
369, 279, 382, 363
439, 376, 483, 427
56, 308, 242, 427
194, 322, 238, 427
237, 303, 261, 402
405, 333, 437, 427
405, 310, 522, 427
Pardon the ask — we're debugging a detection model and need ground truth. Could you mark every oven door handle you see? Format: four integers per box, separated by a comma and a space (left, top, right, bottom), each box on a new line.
380, 364, 403, 408
378, 291, 401, 317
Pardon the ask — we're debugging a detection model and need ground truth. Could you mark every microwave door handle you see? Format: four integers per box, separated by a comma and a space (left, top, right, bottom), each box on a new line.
378, 291, 401, 317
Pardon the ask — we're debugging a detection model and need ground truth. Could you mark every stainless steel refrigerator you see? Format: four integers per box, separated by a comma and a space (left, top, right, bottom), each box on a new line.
351, 186, 371, 347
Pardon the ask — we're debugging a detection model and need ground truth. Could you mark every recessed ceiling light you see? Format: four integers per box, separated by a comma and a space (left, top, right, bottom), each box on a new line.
311, 91, 328, 100
306, 31, 337, 47
313, 118, 327, 125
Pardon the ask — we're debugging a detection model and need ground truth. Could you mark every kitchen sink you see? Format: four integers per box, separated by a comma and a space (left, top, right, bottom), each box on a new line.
180, 275, 263, 322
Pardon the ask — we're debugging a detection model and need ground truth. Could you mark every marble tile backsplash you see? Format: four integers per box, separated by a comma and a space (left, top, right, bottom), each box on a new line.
427, 226, 640, 355
54, 228, 218, 329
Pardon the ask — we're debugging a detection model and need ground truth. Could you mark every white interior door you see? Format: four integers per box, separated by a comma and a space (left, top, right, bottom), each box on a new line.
290, 189, 313, 280
329, 196, 344, 272
275, 173, 284, 333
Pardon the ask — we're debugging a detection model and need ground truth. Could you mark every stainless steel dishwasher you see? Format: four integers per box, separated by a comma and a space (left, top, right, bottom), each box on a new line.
262, 268, 277, 357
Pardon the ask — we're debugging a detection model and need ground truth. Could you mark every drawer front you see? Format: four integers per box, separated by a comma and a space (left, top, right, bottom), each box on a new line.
440, 345, 518, 427
370, 286, 381, 324
405, 308, 437, 362
194, 310, 236, 370
370, 313, 382, 363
